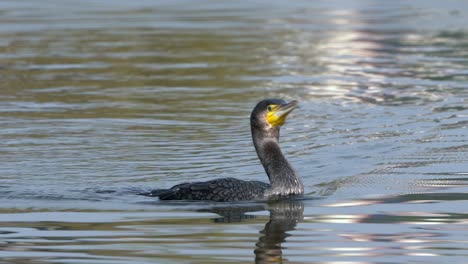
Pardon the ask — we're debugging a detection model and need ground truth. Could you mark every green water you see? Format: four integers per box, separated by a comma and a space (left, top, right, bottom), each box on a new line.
0, 0, 467, 263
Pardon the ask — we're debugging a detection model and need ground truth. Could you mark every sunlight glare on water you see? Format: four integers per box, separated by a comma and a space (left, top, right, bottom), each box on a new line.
0, 0, 467, 263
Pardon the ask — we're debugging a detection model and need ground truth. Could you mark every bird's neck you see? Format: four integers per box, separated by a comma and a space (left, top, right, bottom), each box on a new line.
252, 129, 304, 197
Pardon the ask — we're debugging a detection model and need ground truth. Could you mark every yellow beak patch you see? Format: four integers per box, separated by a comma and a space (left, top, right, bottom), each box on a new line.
266, 104, 288, 127
264, 100, 298, 127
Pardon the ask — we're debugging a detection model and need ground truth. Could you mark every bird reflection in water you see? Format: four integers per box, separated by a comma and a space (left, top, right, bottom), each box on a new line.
199, 199, 304, 264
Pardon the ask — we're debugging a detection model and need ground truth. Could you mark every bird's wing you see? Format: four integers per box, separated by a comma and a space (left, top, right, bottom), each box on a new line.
154, 178, 270, 202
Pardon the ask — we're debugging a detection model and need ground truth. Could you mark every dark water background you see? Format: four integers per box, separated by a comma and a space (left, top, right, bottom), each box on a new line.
1, 0, 467, 263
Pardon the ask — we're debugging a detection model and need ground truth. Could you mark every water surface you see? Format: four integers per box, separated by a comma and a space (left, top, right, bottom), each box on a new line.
0, 0, 467, 263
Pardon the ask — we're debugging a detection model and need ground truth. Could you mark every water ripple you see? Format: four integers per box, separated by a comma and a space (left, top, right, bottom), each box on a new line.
0, 0, 467, 263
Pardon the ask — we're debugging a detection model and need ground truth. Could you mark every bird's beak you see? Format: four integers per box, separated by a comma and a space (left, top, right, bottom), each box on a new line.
266, 100, 299, 127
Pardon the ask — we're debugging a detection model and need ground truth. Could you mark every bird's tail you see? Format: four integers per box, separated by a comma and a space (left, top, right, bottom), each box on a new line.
138, 189, 169, 197
138, 187, 183, 200
138, 182, 189, 200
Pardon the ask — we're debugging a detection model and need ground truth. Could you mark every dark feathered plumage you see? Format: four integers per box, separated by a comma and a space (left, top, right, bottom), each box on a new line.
148, 178, 270, 202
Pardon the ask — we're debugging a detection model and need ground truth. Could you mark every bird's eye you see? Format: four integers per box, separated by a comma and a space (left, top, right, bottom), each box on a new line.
267, 105, 272, 112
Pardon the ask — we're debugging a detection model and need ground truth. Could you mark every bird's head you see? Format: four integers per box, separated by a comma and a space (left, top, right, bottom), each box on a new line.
250, 99, 298, 135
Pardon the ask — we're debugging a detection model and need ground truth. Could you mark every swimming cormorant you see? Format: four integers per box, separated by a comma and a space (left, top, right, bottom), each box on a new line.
143, 99, 304, 201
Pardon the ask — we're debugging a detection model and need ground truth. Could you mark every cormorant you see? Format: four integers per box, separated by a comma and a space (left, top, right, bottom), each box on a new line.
143, 99, 304, 202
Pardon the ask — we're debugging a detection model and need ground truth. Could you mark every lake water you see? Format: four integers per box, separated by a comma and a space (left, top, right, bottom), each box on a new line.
1, 0, 467, 263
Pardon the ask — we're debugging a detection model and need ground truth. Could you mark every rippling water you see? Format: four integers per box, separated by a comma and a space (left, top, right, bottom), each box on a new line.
1, 1, 467, 263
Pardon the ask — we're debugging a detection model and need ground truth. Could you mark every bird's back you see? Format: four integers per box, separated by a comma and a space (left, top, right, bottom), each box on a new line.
145, 178, 270, 202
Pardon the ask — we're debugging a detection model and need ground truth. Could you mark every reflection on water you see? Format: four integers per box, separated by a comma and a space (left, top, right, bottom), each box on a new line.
254, 201, 304, 264
194, 200, 305, 264
0, 0, 467, 263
